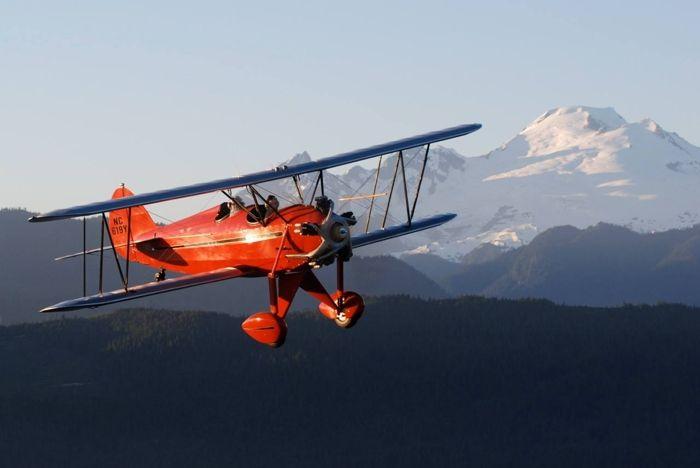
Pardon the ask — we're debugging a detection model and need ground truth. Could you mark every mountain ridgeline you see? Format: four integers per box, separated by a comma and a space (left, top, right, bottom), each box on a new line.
6, 207, 700, 323
443, 222, 700, 306
3, 298, 700, 466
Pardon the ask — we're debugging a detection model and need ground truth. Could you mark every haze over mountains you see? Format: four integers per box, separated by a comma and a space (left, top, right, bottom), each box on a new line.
262, 106, 700, 258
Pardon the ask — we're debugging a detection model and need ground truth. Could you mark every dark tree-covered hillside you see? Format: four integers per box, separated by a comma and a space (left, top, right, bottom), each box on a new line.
2, 296, 700, 467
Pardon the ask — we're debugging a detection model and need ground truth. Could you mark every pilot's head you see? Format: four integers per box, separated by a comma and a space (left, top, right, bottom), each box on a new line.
266, 195, 279, 209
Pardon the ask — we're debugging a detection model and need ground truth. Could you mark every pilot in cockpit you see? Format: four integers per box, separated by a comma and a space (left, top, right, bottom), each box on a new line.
215, 196, 244, 222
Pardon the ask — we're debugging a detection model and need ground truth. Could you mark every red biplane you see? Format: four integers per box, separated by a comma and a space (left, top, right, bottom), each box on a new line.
30, 123, 481, 346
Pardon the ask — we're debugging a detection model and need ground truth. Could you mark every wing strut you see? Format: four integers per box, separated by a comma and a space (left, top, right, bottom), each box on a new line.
82, 217, 87, 296
367, 144, 432, 231
364, 155, 383, 233
309, 171, 323, 203
247, 186, 265, 224
410, 144, 430, 221
99, 214, 105, 294
399, 151, 410, 226
382, 151, 402, 228
292, 175, 304, 203
125, 207, 132, 290
103, 212, 127, 290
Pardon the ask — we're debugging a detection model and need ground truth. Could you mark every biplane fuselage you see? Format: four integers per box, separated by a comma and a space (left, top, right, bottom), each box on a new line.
121, 204, 324, 276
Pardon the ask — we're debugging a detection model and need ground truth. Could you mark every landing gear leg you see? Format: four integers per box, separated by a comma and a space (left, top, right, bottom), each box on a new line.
318, 258, 365, 329
242, 263, 365, 346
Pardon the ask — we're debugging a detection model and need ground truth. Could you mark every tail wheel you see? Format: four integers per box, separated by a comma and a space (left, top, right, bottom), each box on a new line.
330, 291, 365, 329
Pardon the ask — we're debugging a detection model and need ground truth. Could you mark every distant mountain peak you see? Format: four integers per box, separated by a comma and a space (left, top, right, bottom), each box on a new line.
640, 117, 662, 133
285, 151, 312, 166
525, 106, 627, 135
256, 106, 700, 259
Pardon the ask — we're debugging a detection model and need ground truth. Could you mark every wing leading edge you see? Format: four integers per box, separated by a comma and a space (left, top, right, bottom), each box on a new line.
29, 123, 481, 222
41, 267, 244, 313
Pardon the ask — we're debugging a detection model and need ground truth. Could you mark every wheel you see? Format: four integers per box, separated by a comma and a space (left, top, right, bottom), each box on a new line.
332, 291, 365, 329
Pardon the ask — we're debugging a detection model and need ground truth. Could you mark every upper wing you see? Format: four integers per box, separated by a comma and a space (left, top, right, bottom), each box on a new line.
29, 123, 481, 222
41, 267, 244, 312
351, 213, 456, 249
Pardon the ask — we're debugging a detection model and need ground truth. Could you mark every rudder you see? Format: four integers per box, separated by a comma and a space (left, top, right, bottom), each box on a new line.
108, 185, 156, 258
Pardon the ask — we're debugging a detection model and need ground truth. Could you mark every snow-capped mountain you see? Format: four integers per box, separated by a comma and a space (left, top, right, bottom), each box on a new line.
245, 106, 700, 259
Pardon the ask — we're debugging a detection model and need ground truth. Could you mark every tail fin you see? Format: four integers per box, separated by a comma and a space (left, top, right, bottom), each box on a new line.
108, 185, 157, 258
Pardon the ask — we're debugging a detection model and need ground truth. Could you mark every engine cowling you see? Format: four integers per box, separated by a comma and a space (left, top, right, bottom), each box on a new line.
297, 197, 355, 266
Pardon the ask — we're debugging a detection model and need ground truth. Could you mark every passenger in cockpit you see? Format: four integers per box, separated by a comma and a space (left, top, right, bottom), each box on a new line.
265, 195, 280, 221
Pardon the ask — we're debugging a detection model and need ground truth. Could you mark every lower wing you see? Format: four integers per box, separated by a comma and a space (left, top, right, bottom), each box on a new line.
351, 213, 456, 248
41, 214, 454, 312
41, 267, 244, 313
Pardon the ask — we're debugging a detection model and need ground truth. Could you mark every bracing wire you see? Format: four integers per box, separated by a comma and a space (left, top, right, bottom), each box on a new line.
340, 147, 425, 230
252, 184, 299, 206
147, 210, 175, 224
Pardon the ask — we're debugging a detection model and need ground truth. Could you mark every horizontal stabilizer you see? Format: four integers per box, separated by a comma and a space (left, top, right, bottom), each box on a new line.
55, 245, 115, 261
41, 267, 244, 313
352, 213, 456, 248
29, 124, 481, 222
54, 235, 155, 261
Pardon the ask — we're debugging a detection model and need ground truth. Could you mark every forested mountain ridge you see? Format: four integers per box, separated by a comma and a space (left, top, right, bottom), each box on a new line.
2, 297, 700, 466
447, 222, 700, 306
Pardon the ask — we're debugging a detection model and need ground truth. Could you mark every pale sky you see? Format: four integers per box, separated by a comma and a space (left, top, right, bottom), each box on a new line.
1, 0, 698, 218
